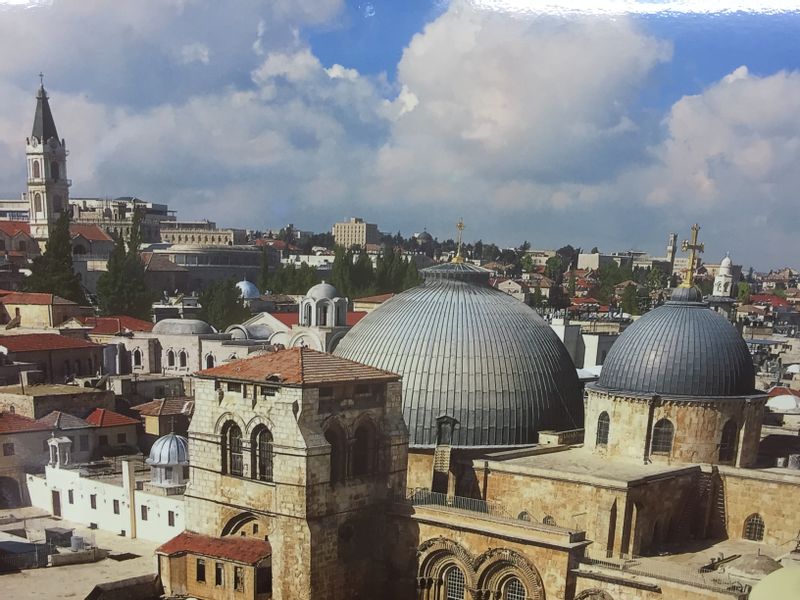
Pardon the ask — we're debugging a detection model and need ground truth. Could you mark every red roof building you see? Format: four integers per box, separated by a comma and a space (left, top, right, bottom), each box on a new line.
0, 292, 77, 306
0, 333, 98, 352
79, 316, 154, 335
157, 532, 271, 564
85, 408, 140, 428
267, 311, 367, 328
0, 411, 50, 434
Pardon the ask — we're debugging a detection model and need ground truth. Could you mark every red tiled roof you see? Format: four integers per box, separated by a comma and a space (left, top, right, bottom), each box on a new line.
141, 252, 188, 272
268, 311, 367, 328
85, 408, 139, 428
79, 316, 154, 335
197, 347, 399, 387
157, 532, 271, 564
0, 221, 32, 238
572, 297, 600, 305
354, 293, 395, 304
0, 333, 98, 352
69, 224, 113, 242
37, 411, 90, 430
133, 398, 194, 417
768, 386, 800, 399
0, 412, 50, 433
751, 294, 791, 308
0, 292, 77, 306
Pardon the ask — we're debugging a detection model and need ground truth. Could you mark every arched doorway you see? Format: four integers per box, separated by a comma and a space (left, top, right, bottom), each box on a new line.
0, 476, 21, 508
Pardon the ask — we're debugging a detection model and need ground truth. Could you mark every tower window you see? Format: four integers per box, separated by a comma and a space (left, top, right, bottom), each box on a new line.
596, 411, 610, 446
324, 422, 347, 484
743, 514, 765, 541
251, 426, 273, 482
651, 418, 674, 455
352, 420, 377, 477
51, 161, 60, 180
719, 419, 738, 463
222, 421, 243, 476
34, 193, 42, 213
32, 160, 41, 179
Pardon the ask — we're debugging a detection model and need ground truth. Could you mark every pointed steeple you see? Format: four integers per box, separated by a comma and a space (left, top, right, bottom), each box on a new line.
31, 81, 59, 142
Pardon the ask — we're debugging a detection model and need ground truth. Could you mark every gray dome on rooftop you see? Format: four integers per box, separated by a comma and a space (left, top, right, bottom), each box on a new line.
236, 279, 260, 299
596, 287, 756, 397
307, 281, 340, 300
334, 262, 583, 447
152, 318, 214, 335
147, 432, 189, 466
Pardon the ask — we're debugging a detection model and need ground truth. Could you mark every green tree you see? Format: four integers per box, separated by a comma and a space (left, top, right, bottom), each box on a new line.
351, 251, 375, 296
401, 258, 421, 291
25, 212, 87, 305
567, 271, 577, 297
544, 255, 564, 280
620, 284, 639, 315
198, 279, 251, 331
646, 266, 668, 292
96, 208, 153, 319
531, 286, 543, 308
520, 254, 534, 273
331, 246, 354, 297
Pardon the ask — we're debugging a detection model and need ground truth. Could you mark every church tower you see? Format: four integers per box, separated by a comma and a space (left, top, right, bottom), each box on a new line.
26, 80, 69, 244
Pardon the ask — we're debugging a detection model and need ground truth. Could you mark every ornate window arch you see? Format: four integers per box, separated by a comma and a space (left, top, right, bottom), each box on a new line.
743, 513, 765, 541
475, 547, 546, 600
651, 418, 674, 455
543, 515, 556, 526
575, 590, 615, 600
324, 421, 347, 484
221, 421, 243, 476
166, 349, 175, 367
34, 193, 43, 213
504, 577, 527, 600
251, 425, 273, 482
517, 511, 532, 522
596, 411, 610, 446
719, 419, 738, 463
351, 419, 378, 477
32, 160, 41, 179
178, 350, 187, 368
444, 566, 466, 600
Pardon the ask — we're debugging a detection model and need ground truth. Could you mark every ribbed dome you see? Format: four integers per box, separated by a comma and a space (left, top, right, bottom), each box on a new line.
596, 288, 756, 397
147, 432, 189, 466
307, 281, 339, 300
236, 280, 260, 299
153, 318, 214, 335
334, 262, 583, 447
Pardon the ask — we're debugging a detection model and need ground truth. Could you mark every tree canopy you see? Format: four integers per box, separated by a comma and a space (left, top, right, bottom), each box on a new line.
24, 212, 87, 305
198, 279, 251, 331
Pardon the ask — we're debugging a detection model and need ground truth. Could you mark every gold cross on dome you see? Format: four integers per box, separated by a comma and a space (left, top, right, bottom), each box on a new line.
680, 223, 704, 288
453, 218, 465, 264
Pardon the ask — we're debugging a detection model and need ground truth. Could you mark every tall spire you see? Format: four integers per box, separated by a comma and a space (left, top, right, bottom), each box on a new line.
31, 76, 59, 142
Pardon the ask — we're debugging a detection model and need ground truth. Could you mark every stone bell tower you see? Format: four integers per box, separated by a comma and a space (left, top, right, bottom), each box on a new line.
26, 77, 70, 244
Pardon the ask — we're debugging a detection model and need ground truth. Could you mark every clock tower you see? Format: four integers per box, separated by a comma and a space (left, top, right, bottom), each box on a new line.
26, 78, 69, 244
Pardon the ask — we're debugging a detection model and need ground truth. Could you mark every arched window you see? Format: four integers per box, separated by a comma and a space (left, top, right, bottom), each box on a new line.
651, 418, 674, 455
133, 349, 142, 368
518, 511, 531, 522
222, 422, 243, 476
318, 302, 328, 327
166, 350, 175, 367
719, 419, 738, 463
444, 566, 466, 600
351, 420, 377, 477
179, 350, 187, 368
206, 354, 215, 369
504, 577, 527, 600
51, 161, 60, 180
324, 422, 347, 484
743, 514, 765, 541
303, 303, 312, 326
251, 426, 273, 482
32, 160, 41, 179
596, 411, 610, 446
543, 515, 556, 526
34, 193, 42, 213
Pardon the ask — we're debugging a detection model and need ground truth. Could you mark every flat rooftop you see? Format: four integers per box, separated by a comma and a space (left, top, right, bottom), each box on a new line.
0, 383, 108, 397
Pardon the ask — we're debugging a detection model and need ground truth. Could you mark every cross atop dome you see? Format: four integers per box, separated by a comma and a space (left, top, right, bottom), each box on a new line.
680, 223, 704, 288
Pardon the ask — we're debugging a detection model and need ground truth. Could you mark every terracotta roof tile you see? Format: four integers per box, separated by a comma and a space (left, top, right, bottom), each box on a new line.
768, 386, 800, 399
141, 252, 188, 272
197, 347, 399, 387
133, 398, 194, 417
0, 333, 98, 352
157, 532, 271, 564
268, 311, 366, 328
1, 292, 77, 306
0, 412, 50, 433
79, 316, 154, 334
0, 221, 31, 238
69, 223, 113, 242
85, 408, 139, 427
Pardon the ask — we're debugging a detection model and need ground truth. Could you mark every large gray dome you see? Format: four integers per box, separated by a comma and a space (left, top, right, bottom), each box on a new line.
153, 318, 214, 335
596, 288, 756, 397
334, 262, 582, 447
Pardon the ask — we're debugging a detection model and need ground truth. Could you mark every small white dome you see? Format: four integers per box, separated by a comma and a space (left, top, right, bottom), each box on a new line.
236, 280, 260, 299
147, 432, 189, 466
307, 281, 340, 300
720, 253, 732, 268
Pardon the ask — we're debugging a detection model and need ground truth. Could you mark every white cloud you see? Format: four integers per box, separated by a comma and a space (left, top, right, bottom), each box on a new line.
179, 43, 211, 65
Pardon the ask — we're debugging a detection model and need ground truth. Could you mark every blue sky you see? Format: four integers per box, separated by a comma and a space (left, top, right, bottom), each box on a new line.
0, 0, 798, 268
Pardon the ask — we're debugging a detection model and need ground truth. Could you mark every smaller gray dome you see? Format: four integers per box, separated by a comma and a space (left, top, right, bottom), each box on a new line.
307, 281, 339, 300
153, 318, 214, 335
236, 280, 260, 299
147, 432, 189, 466
226, 323, 273, 340
727, 554, 782, 580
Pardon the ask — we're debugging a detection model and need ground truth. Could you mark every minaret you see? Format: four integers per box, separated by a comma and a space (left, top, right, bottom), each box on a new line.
26, 76, 69, 244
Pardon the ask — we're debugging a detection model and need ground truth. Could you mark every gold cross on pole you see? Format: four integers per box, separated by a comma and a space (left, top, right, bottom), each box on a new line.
679, 223, 704, 288
453, 218, 465, 264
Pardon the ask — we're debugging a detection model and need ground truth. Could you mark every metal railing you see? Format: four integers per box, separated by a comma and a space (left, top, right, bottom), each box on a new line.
579, 557, 749, 597
403, 488, 512, 519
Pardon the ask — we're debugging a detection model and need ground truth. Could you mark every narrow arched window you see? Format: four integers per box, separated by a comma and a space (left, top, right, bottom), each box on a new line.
251, 426, 273, 482
222, 422, 243, 476
303, 303, 312, 326
34, 193, 43, 213
518, 511, 531, 522
543, 515, 556, 526
51, 161, 60, 180
325, 423, 347, 484
206, 354, 215, 369
32, 161, 41, 179
352, 420, 377, 477
444, 566, 466, 600
318, 303, 328, 326
179, 350, 187, 368
651, 418, 674, 455
504, 577, 527, 600
743, 514, 764, 541
166, 350, 175, 367
719, 419, 738, 463
133, 349, 142, 367
596, 411, 610, 446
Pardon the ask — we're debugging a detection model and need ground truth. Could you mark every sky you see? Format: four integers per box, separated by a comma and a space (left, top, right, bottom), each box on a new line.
0, 1, 799, 269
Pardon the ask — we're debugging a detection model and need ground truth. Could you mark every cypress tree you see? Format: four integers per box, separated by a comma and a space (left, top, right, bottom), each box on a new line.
25, 212, 87, 305
198, 279, 251, 331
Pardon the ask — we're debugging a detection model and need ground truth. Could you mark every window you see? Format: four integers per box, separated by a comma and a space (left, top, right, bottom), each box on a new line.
51, 161, 60, 180
196, 558, 206, 582
90, 494, 97, 509
141, 505, 148, 521
2, 443, 14, 456
651, 418, 674, 455
113, 499, 120, 514
234, 566, 244, 592
99, 435, 109, 446
222, 421, 243, 476
168, 511, 175, 527
68, 490, 74, 504
543, 515, 556, 526
744, 514, 765, 541
215, 562, 224, 586
179, 351, 187, 368
445, 566, 466, 600
227, 382, 242, 393
34, 193, 42, 213
325, 423, 347, 484
206, 354, 215, 369
517, 511, 531, 521
256, 566, 272, 594
596, 412, 610, 446
133, 349, 142, 367
252, 426, 273, 482
719, 419, 738, 463
166, 350, 175, 367
79, 435, 88, 451
32, 160, 41, 179
117, 433, 127, 444
164, 466, 173, 481
351, 421, 377, 477
504, 577, 527, 600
